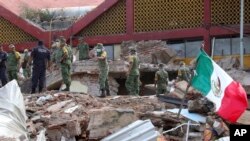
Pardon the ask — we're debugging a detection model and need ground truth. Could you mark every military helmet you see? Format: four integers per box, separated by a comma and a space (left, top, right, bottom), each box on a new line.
158, 63, 164, 68
59, 36, 66, 43
179, 61, 185, 66
129, 47, 136, 52
96, 43, 104, 49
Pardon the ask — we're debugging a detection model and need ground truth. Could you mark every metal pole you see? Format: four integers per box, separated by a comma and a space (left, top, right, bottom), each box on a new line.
49, 19, 53, 48
211, 37, 215, 59
185, 121, 190, 141
177, 83, 190, 118
240, 0, 244, 69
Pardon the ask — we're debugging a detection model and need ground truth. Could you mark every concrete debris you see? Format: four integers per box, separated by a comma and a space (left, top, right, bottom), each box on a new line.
216, 57, 240, 70
188, 98, 214, 115
121, 40, 176, 64
87, 107, 138, 139
206, 116, 229, 137
47, 100, 73, 113
24, 92, 173, 140
170, 81, 202, 100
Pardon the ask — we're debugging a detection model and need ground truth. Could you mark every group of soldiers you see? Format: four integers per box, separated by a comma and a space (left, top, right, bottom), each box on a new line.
0, 37, 190, 97
154, 61, 191, 96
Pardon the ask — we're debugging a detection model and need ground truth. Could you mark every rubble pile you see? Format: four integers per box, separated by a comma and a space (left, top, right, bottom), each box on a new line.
23, 90, 234, 141
170, 81, 202, 100
121, 40, 177, 64
216, 56, 240, 70
68, 74, 119, 96
24, 92, 175, 140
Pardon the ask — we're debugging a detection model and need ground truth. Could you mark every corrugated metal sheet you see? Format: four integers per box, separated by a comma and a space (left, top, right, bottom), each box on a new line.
101, 120, 159, 141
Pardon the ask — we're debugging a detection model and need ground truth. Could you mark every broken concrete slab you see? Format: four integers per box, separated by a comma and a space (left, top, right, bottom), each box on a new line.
87, 107, 138, 140
121, 40, 176, 64
169, 81, 202, 100
47, 100, 72, 113
188, 98, 214, 115
60, 81, 88, 93
23, 92, 184, 140
216, 57, 240, 70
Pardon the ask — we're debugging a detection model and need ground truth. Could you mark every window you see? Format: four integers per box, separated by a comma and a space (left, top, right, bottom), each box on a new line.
244, 37, 250, 54
185, 40, 202, 57
214, 38, 231, 56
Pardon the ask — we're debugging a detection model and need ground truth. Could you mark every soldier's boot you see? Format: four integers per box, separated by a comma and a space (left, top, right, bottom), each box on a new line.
31, 89, 36, 94
62, 85, 70, 91
106, 89, 110, 96
100, 89, 106, 98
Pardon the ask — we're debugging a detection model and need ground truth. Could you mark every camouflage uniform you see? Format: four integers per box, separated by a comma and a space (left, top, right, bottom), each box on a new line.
96, 43, 109, 97
59, 37, 72, 91
125, 48, 140, 95
7, 45, 21, 81
155, 64, 169, 95
78, 39, 89, 60
51, 41, 61, 65
177, 61, 190, 82
22, 50, 31, 78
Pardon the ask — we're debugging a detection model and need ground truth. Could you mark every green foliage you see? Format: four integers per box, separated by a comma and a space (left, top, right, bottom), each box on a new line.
20, 4, 54, 22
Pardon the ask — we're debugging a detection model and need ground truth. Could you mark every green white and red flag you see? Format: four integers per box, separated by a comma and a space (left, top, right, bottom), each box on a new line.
191, 49, 248, 123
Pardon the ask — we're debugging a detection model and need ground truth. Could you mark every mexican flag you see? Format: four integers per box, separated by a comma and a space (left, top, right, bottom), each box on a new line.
191, 50, 248, 123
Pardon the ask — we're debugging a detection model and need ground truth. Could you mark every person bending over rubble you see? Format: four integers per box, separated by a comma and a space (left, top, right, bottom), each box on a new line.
29, 41, 51, 93
58, 37, 72, 91
177, 61, 191, 82
125, 47, 140, 95
7, 44, 21, 81
155, 63, 169, 96
95, 43, 110, 97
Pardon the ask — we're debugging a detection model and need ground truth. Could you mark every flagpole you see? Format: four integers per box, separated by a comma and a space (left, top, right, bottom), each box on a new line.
177, 48, 200, 119
240, 0, 244, 69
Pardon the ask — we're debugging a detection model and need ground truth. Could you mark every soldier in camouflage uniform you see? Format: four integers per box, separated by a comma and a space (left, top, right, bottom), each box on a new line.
125, 47, 140, 95
77, 37, 89, 60
177, 61, 190, 82
58, 37, 72, 91
22, 49, 31, 78
51, 39, 61, 66
7, 44, 21, 81
154, 63, 169, 96
96, 43, 110, 97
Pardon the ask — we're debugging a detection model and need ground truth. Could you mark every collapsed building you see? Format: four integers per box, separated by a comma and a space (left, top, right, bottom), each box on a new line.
1, 0, 250, 141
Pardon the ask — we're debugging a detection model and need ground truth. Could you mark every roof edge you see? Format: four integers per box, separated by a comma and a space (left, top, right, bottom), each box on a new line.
0, 5, 46, 40
62, 0, 120, 39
